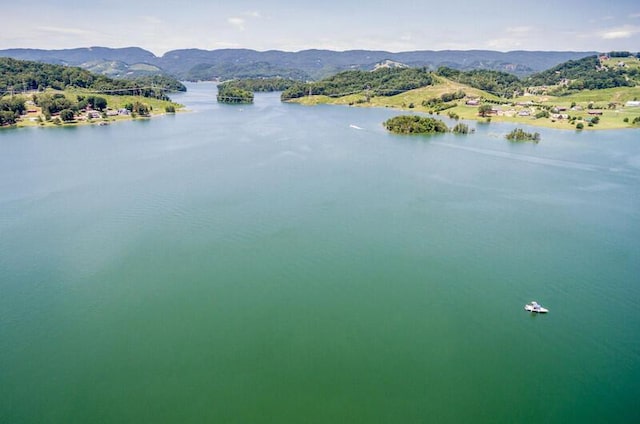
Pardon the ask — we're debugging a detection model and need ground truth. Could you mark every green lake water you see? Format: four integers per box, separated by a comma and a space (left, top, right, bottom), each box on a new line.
1, 82, 639, 423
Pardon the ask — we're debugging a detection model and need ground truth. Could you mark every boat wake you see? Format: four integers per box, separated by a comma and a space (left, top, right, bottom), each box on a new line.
349, 124, 363, 130
433, 142, 603, 172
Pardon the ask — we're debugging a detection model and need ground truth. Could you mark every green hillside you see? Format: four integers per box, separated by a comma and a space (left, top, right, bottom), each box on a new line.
524, 55, 639, 91
0, 57, 185, 98
281, 67, 434, 100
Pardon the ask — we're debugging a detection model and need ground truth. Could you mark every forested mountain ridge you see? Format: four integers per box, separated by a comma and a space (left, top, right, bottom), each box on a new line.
0, 47, 597, 80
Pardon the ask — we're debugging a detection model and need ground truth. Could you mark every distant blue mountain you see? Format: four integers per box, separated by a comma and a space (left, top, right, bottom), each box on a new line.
0, 46, 598, 80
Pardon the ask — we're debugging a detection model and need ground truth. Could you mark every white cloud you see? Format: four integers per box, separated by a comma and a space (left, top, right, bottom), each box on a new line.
486, 38, 522, 50
483, 27, 533, 50
142, 16, 163, 25
630, 13, 640, 18
506, 26, 533, 35
599, 25, 640, 39
228, 17, 245, 30
36, 26, 90, 36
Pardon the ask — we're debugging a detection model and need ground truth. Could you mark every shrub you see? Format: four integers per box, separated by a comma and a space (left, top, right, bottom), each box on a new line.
452, 123, 471, 134
535, 110, 550, 119
59, 109, 74, 122
505, 128, 540, 143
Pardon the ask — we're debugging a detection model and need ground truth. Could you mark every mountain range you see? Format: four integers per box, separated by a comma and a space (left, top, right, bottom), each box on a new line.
0, 47, 598, 81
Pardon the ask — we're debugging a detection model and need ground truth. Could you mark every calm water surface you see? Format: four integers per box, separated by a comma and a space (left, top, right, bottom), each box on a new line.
1, 83, 640, 423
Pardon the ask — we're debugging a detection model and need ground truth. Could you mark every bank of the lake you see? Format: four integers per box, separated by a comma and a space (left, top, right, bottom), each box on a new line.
2, 83, 639, 424
288, 83, 640, 131
2, 90, 183, 129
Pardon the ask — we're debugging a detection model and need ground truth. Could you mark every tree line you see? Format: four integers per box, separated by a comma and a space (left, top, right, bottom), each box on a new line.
281, 67, 434, 100
435, 67, 522, 97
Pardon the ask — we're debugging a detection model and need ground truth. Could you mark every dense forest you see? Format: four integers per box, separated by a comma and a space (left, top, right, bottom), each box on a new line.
186, 61, 309, 82
435, 67, 523, 97
0, 58, 185, 100
281, 67, 434, 100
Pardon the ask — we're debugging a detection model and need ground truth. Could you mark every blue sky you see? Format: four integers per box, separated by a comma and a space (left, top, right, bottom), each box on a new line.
2, 0, 639, 55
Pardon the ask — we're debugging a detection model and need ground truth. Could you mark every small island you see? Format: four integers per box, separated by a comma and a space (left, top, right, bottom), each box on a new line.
216, 82, 254, 104
384, 115, 449, 134
384, 115, 473, 135
505, 128, 541, 143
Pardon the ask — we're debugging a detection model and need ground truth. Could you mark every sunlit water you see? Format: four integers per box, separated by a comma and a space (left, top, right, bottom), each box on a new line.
1, 83, 639, 423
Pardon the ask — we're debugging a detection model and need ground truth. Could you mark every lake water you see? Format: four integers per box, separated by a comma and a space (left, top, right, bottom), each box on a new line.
1, 82, 639, 423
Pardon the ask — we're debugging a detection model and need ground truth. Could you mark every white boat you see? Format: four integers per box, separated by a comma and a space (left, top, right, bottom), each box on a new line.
524, 301, 548, 313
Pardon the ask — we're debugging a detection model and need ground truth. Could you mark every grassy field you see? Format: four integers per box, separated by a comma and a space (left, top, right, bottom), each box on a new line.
288, 77, 640, 131
600, 56, 640, 72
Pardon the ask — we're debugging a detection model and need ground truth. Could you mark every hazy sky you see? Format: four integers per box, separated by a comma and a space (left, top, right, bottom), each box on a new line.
2, 0, 639, 55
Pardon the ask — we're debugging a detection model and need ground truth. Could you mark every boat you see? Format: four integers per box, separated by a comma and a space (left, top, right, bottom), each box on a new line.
524, 301, 548, 313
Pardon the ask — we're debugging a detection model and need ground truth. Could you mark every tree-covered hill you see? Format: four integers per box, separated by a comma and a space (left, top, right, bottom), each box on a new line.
0, 57, 185, 99
281, 67, 434, 100
81, 60, 166, 79
435, 67, 524, 97
216, 84, 254, 104
0, 47, 157, 67
186, 61, 309, 81
524, 55, 638, 90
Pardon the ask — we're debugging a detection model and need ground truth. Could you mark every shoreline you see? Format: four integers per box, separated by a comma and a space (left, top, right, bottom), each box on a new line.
1, 112, 178, 130
288, 97, 640, 131
3, 110, 181, 130
286, 84, 640, 131
1, 89, 184, 130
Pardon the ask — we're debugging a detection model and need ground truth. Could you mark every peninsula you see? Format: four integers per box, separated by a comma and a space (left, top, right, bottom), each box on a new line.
0, 58, 183, 128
